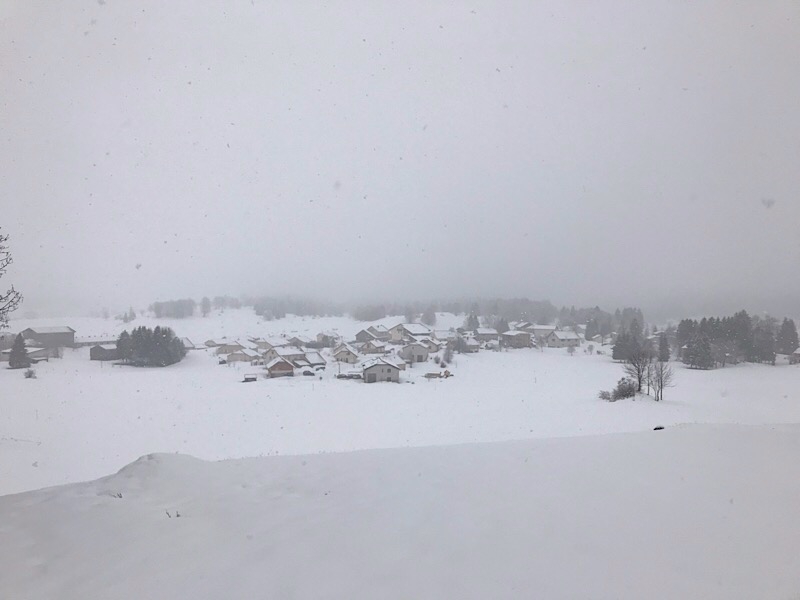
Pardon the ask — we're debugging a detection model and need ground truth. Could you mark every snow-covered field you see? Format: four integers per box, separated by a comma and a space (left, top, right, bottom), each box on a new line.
3, 424, 800, 599
2, 311, 800, 496
3, 310, 800, 597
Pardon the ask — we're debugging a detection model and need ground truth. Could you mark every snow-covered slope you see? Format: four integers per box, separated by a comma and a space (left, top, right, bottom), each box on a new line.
2, 424, 799, 599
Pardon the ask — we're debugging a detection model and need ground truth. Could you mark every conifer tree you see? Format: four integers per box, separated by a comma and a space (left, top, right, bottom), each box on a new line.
777, 318, 799, 355
9, 333, 30, 368
658, 332, 670, 362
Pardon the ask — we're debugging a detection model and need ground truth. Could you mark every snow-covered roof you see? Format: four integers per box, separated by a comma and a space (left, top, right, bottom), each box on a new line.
334, 343, 359, 355
794, 348, 800, 355
266, 357, 293, 369
551, 331, 581, 341
23, 326, 75, 334
475, 328, 498, 335
93, 344, 118, 351
433, 330, 457, 340
273, 346, 305, 358
502, 330, 529, 337
362, 357, 401, 371
303, 351, 326, 365
180, 337, 195, 348
465, 338, 480, 346
232, 349, 261, 359
402, 323, 432, 336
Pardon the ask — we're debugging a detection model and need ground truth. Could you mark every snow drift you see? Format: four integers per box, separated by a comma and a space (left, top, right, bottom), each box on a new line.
2, 424, 800, 599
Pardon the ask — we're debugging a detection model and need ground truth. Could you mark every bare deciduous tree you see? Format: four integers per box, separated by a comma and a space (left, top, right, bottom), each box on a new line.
651, 361, 675, 401
623, 343, 653, 393
0, 228, 22, 328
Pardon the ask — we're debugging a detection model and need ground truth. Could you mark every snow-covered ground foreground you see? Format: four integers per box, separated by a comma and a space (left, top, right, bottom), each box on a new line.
2, 424, 800, 599
2, 311, 800, 495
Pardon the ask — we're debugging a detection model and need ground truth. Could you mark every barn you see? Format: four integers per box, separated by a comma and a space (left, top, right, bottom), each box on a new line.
21, 326, 75, 348
90, 344, 119, 361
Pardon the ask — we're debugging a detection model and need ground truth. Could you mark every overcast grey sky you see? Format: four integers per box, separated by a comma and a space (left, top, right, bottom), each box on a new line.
2, 1, 799, 318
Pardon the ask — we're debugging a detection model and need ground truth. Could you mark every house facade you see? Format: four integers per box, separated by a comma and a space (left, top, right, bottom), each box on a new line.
266, 358, 294, 378
363, 359, 400, 383
501, 330, 533, 349
333, 343, 359, 364
546, 330, 582, 348
399, 342, 429, 363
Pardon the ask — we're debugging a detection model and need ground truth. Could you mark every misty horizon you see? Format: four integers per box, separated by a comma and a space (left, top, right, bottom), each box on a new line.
2, 1, 799, 321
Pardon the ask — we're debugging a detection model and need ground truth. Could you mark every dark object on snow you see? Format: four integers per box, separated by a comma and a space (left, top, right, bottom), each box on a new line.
243, 373, 258, 383
654, 426, 665, 431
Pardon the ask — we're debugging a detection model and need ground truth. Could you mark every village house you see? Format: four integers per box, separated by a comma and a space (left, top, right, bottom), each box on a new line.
360, 339, 388, 354
530, 325, 558, 344
333, 343, 360, 364
546, 330, 582, 348
399, 342, 429, 364
21, 326, 75, 349
474, 327, 499, 343
251, 336, 290, 351
367, 325, 391, 341
501, 330, 533, 349
215, 340, 252, 355
354, 329, 379, 344
90, 344, 119, 361
362, 358, 401, 383
389, 323, 432, 344
265, 358, 294, 378
302, 352, 328, 369
383, 354, 406, 370
226, 348, 262, 364
414, 337, 442, 352
263, 346, 307, 365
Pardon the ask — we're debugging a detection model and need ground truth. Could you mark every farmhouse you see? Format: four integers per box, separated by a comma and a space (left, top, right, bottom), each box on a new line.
251, 337, 290, 351
501, 330, 533, 349
265, 358, 294, 378
333, 343, 359, 364
389, 323, 432, 343
263, 346, 307, 365
360, 339, 387, 354
433, 330, 457, 343
531, 325, 557, 342
399, 342, 429, 363
362, 358, 401, 383
546, 330, 582, 348
226, 348, 262, 364
215, 340, 252, 355
21, 326, 75, 349
90, 344, 119, 361
367, 325, 390, 340
474, 328, 499, 342
354, 329, 379, 344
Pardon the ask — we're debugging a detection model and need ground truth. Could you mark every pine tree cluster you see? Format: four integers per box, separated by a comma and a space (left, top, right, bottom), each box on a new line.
117, 326, 186, 367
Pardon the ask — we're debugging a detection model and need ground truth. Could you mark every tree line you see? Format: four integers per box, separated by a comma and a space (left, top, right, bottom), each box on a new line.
676, 311, 797, 369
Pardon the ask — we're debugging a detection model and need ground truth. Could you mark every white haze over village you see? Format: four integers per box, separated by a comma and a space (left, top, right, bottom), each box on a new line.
3, 2, 800, 599
2, 1, 800, 319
